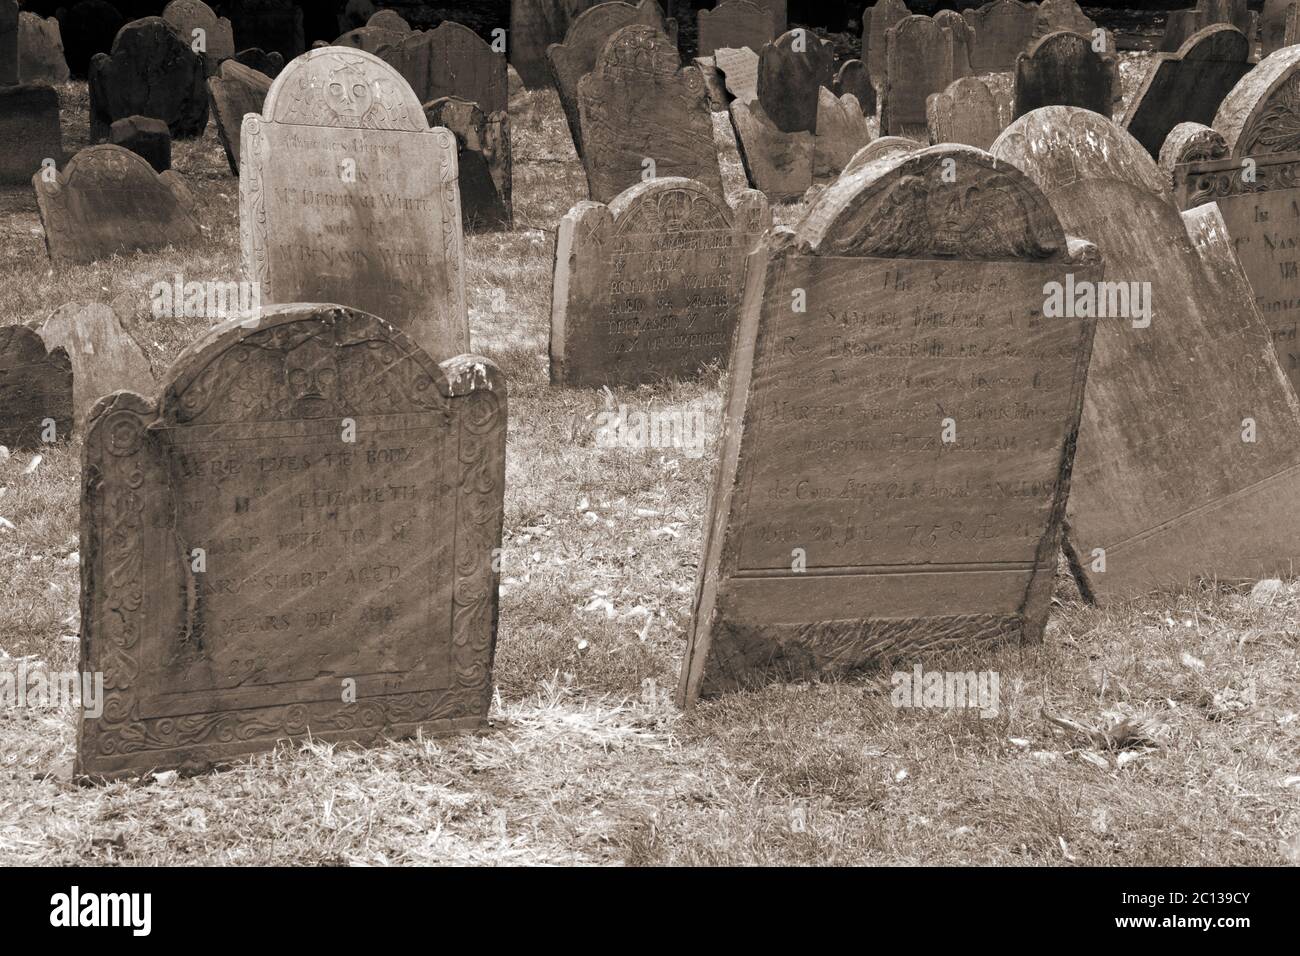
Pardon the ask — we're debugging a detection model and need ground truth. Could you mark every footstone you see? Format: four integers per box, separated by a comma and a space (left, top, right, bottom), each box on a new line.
928, 76, 1003, 149
75, 303, 507, 781
240, 47, 468, 361
36, 302, 154, 430
58, 1, 123, 79
226, 0, 305, 60
0, 324, 72, 450
88, 17, 209, 141
577, 24, 722, 203
1013, 30, 1117, 120
18, 12, 69, 84
883, 15, 968, 137
756, 28, 834, 134
715, 45, 758, 105
234, 46, 283, 76
729, 98, 813, 200
862, 0, 908, 85
550, 177, 769, 386
677, 144, 1098, 703
207, 58, 272, 174
378, 21, 507, 114
425, 96, 512, 232
833, 59, 875, 117
697, 0, 773, 58
993, 106, 1300, 600
1161, 0, 1252, 52
0, 1, 16, 86
963, 0, 1038, 74
109, 115, 171, 172
35, 144, 200, 265
162, 0, 235, 76
0, 83, 63, 187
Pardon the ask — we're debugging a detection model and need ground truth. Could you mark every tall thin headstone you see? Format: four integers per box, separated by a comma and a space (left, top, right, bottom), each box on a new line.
862, 0, 908, 85
927, 76, 1004, 149
882, 15, 968, 137
207, 57, 272, 174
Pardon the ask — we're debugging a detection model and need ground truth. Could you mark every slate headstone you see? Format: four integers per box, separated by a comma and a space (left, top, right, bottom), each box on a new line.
36, 302, 154, 431
934, 9, 975, 77
88, 17, 209, 141
1013, 29, 1117, 120
756, 28, 834, 134
425, 96, 512, 232
377, 21, 507, 114
927, 75, 1003, 149
833, 59, 876, 117
697, 0, 773, 58
963, 0, 1038, 74
162, 0, 235, 76
729, 96, 813, 200
862, 0, 908, 84
842, 135, 922, 176
18, 12, 70, 84
109, 114, 171, 172
0, 83, 63, 186
812, 88, 870, 180
76, 303, 507, 781
1159, 120, 1228, 184
0, 324, 72, 450
226, 0, 305, 60
207, 58, 272, 174
882, 15, 968, 137
234, 46, 283, 76
715, 44, 758, 104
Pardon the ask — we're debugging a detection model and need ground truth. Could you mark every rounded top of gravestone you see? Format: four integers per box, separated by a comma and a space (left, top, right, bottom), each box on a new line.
1174, 22, 1249, 61
1212, 43, 1300, 157
843, 135, 922, 175
260, 45, 428, 130
367, 9, 410, 32
595, 22, 680, 77
1158, 121, 1228, 181
798, 143, 1067, 260
603, 175, 767, 228
1023, 27, 1096, 61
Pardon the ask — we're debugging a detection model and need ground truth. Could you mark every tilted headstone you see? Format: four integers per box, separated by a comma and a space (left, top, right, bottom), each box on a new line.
58, 1, 123, 79
36, 302, 154, 431
1031, 0, 1097, 42
715, 45, 758, 104
109, 115, 171, 172
163, 0, 235, 76
1161, 0, 1253, 52
927, 76, 1004, 149
208, 58, 272, 174
367, 9, 411, 32
425, 96, 512, 232
226, 0, 305, 60
35, 144, 201, 265
1, 0, 20, 85
577, 24, 723, 203
812, 88, 870, 180
88, 17, 209, 141
240, 47, 468, 361
677, 144, 1099, 702
833, 59, 876, 117
550, 177, 768, 386
1013, 30, 1118, 120
694, 54, 729, 109
862, 0, 908, 85
1121, 24, 1251, 160
882, 15, 970, 137
756, 29, 835, 134
18, 12, 70, 84
0, 83, 63, 187
234, 46, 284, 76
697, 0, 773, 58
377, 21, 507, 114
729, 96, 813, 200
76, 303, 507, 780
963, 0, 1039, 74
0, 324, 72, 450
994, 106, 1300, 601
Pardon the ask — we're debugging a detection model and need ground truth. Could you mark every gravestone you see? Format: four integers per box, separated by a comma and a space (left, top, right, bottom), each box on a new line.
694, 54, 729, 108
339, 0, 376, 31
109, 115, 171, 172
1159, 120, 1228, 184
88, 17, 208, 141
0, 84, 63, 186
208, 58, 272, 174
935, 9, 975, 77
963, 0, 1038, 74
36, 302, 154, 430
18, 12, 70, 84
677, 144, 1099, 703
715, 45, 758, 104
235, 47, 284, 76
226, 0, 305, 60
842, 135, 922, 176
368, 9, 411, 32
833, 59, 876, 117
76, 303, 507, 781
1032, 0, 1097, 42
862, 0, 908, 84
1162, 0, 1253, 52
35, 145, 201, 265
511, 0, 600, 89
1013, 30, 1117, 120
1259, 0, 1300, 55
756, 29, 834, 134
883, 15, 968, 137
425, 96, 512, 232
577, 24, 722, 202
0, 325, 72, 450
1121, 24, 1250, 159
1, 1, 19, 85
927, 76, 1003, 149
378, 21, 507, 114
163, 0, 235, 76
550, 177, 768, 386
334, 25, 404, 54
729, 96, 813, 199
993, 106, 1300, 601
697, 0, 773, 58
751, 0, 786, 31
58, 1, 123, 79
812, 89, 870, 180
240, 47, 468, 361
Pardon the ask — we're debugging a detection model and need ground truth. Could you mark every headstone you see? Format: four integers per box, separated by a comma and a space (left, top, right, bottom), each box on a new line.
1161, 0, 1253, 52
1013, 30, 1117, 120
334, 25, 404, 54
833, 59, 876, 117
1031, 0, 1097, 42
226, 0, 305, 60
694, 54, 729, 108
234, 46, 283, 76
35, 144, 201, 265
1261, 0, 1290, 55
207, 58, 272, 174
862, 0, 908, 85
550, 177, 768, 386
812, 88, 870, 180
963, 0, 1039, 74
18, 12, 70, 84
367, 9, 411, 32
934, 9, 975, 77
882, 15, 968, 137
756, 29, 834, 134
162, 0, 235, 76
0, 83, 63, 186
511, 0, 602, 89
1121, 25, 1251, 159
752, 0, 786, 31
58, 1, 123, 79
36, 302, 154, 430
1158, 120, 1228, 185
729, 97, 813, 200
240, 47, 468, 361
715, 45, 758, 104
577, 24, 723, 203
88, 17, 209, 141
109, 114, 171, 172
697, 0, 773, 58
927, 76, 1004, 149
676, 143, 1098, 703
339, 0, 376, 32
425, 96, 512, 232
76, 303, 507, 781
993, 106, 1300, 601
1, 1, 19, 85
377, 21, 507, 114
842, 135, 921, 176
0, 324, 72, 450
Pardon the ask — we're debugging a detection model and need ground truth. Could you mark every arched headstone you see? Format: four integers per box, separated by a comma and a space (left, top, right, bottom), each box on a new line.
88, 16, 209, 140
162, 0, 235, 76
0, 324, 72, 449
1013, 29, 1118, 119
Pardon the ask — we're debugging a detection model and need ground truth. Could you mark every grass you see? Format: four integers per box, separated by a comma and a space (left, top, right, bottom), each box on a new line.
1, 62, 1298, 867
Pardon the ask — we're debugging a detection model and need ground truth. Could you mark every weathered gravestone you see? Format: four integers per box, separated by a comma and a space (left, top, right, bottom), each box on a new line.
551, 177, 768, 386
334, 24, 404, 54
1159, 120, 1228, 184
109, 115, 171, 172
18, 12, 70, 84
963, 0, 1039, 74
842, 135, 922, 176
862, 0, 908, 85
163, 0, 236, 76
812, 88, 870, 180
715, 44, 758, 104
0, 84, 63, 187
1031, 0, 1097, 42
577, 24, 722, 203
1121, 24, 1251, 160
367, 9, 411, 32
1259, 0, 1300, 56
676, 144, 1099, 702
377, 21, 507, 114
89, 17, 209, 141
993, 106, 1300, 600
756, 29, 834, 134
35, 145, 201, 265
833, 60, 876, 117
76, 303, 507, 780
729, 96, 813, 200
208, 58, 272, 174
935, 8, 976, 77
927, 76, 1004, 149
1013, 30, 1117, 120
511, 0, 601, 89
226, 0, 305, 60
240, 47, 468, 361
0, 324, 72, 450
1, 1, 19, 86
58, 1, 123, 79
234, 46, 284, 76
36, 302, 154, 431
697, 0, 773, 58
425, 96, 512, 232
1162, 0, 1253, 52
882, 15, 969, 137
751, 0, 786, 31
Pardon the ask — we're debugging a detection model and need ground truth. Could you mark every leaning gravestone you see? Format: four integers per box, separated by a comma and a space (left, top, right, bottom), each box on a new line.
1161, 0, 1253, 52
677, 144, 1099, 702
240, 47, 468, 361
88, 17, 209, 140
0, 84, 63, 186
964, 0, 1039, 74
76, 303, 507, 780
377, 21, 507, 114
729, 96, 813, 200
234, 46, 283, 76
862, 0, 909, 85
207, 58, 272, 174
109, 115, 171, 172
833, 59, 876, 117
994, 106, 1300, 601
425, 96, 512, 232
697, 0, 773, 58
812, 88, 870, 180
1, 0, 18, 86
757, 28, 835, 134
715, 45, 759, 104
1121, 24, 1250, 160
577, 24, 723, 203
551, 177, 769, 386
36, 302, 154, 430
0, 324, 72, 450
34, 144, 201, 265
1013, 29, 1117, 120
927, 76, 1004, 149
226, 0, 305, 60
883, 15, 968, 137
58, 1, 123, 79
18, 12, 70, 84
1159, 119, 1229, 183
162, 0, 236, 76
